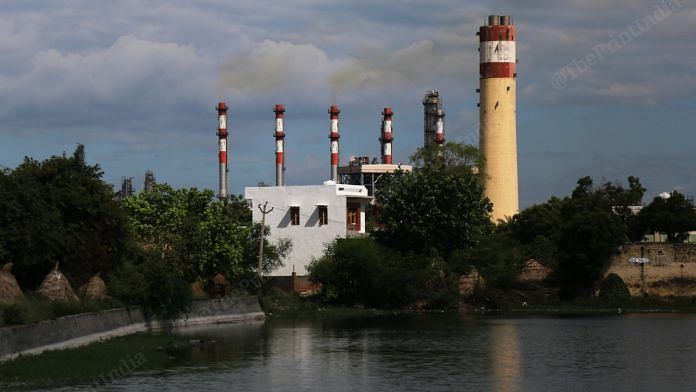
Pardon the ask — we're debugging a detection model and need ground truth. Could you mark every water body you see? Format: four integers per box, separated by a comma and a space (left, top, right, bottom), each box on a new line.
56, 314, 696, 391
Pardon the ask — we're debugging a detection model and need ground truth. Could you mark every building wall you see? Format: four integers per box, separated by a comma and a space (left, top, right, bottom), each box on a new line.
245, 184, 369, 276
606, 243, 696, 296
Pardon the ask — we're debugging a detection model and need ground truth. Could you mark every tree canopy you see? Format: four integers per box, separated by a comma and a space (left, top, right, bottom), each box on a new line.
634, 191, 696, 243
0, 149, 131, 288
374, 143, 492, 257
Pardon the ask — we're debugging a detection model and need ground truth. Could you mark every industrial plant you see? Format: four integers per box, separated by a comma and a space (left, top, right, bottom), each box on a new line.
218, 15, 520, 280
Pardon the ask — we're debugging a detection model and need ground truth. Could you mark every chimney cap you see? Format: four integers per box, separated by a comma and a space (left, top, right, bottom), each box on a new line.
216, 102, 228, 111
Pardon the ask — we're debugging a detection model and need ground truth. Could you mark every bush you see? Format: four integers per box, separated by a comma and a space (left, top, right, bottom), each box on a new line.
108, 258, 192, 320
308, 238, 456, 309
2, 304, 25, 326
598, 273, 631, 302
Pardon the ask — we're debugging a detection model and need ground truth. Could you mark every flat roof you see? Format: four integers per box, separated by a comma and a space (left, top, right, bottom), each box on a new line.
337, 163, 413, 175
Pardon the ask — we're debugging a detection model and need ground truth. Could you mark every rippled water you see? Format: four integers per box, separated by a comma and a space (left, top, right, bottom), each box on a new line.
54, 314, 696, 391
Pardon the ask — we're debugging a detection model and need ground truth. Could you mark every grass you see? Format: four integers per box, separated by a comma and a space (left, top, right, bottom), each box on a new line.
0, 333, 188, 389
0, 295, 123, 327
260, 287, 390, 318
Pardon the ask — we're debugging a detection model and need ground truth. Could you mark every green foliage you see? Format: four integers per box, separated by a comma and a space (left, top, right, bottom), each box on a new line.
0, 148, 132, 288
1, 304, 24, 326
634, 191, 696, 243
375, 142, 493, 257
108, 257, 192, 319
557, 177, 628, 298
0, 298, 120, 327
0, 333, 190, 387
107, 262, 148, 306
121, 187, 279, 283
502, 176, 633, 299
308, 238, 449, 309
598, 273, 631, 302
455, 232, 524, 289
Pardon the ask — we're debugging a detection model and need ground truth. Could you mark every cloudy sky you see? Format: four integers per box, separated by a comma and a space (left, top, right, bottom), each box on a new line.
0, 0, 694, 207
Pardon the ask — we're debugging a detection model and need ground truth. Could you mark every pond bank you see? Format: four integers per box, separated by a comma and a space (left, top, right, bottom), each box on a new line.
0, 296, 264, 361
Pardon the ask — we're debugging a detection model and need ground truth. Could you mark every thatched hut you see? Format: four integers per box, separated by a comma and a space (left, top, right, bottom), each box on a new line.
208, 273, 232, 298
459, 267, 485, 297
79, 273, 109, 300
0, 263, 24, 304
518, 259, 552, 283
38, 263, 79, 301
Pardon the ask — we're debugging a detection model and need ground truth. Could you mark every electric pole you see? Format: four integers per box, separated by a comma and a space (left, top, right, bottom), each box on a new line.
258, 202, 274, 278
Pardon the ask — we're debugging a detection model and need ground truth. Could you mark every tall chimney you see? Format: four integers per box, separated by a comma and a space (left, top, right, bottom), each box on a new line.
216, 102, 229, 200
274, 104, 286, 186
380, 107, 394, 164
328, 105, 340, 182
479, 15, 519, 221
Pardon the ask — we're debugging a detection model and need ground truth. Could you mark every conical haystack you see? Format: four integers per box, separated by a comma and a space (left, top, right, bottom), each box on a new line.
79, 273, 109, 300
0, 263, 24, 304
208, 273, 232, 298
38, 263, 79, 301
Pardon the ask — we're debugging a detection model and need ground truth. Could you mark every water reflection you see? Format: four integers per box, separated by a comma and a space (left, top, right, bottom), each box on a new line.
40, 314, 696, 391
490, 323, 521, 392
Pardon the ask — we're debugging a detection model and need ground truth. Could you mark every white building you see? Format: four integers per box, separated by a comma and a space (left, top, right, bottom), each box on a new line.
245, 183, 371, 276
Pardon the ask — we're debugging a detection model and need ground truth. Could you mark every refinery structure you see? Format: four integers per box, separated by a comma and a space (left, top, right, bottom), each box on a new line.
244, 103, 412, 277
216, 14, 520, 279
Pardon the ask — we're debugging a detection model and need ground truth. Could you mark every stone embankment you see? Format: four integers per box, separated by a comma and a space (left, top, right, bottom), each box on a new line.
0, 296, 264, 361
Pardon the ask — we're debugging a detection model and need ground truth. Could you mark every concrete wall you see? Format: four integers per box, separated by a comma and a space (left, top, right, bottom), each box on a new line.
606, 243, 696, 296
268, 274, 320, 294
0, 296, 264, 361
245, 184, 370, 276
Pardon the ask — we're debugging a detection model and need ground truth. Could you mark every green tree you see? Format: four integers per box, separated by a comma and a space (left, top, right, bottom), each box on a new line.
556, 177, 627, 298
308, 238, 437, 308
0, 149, 132, 288
636, 191, 696, 243
374, 143, 492, 257
122, 185, 247, 282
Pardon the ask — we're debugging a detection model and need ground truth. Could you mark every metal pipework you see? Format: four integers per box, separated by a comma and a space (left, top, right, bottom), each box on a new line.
380, 107, 394, 164
328, 105, 341, 182
423, 90, 442, 148
216, 102, 228, 200
274, 104, 286, 186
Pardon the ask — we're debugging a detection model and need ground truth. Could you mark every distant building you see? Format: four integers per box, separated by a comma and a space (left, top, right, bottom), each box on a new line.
338, 156, 412, 196
245, 183, 371, 277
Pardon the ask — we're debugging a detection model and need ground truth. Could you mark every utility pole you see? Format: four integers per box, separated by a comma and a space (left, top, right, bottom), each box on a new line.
257, 202, 274, 278
640, 246, 646, 296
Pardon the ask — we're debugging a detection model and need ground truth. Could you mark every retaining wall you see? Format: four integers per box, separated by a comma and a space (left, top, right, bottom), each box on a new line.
606, 243, 696, 296
0, 296, 264, 361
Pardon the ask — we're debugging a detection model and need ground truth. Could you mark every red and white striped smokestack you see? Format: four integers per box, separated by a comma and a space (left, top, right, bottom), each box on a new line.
380, 108, 394, 164
216, 102, 228, 200
328, 105, 340, 182
435, 109, 445, 147
274, 104, 285, 186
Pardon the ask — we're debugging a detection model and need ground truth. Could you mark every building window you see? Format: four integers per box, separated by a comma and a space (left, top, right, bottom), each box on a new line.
318, 206, 328, 226
347, 204, 361, 232
290, 206, 300, 225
